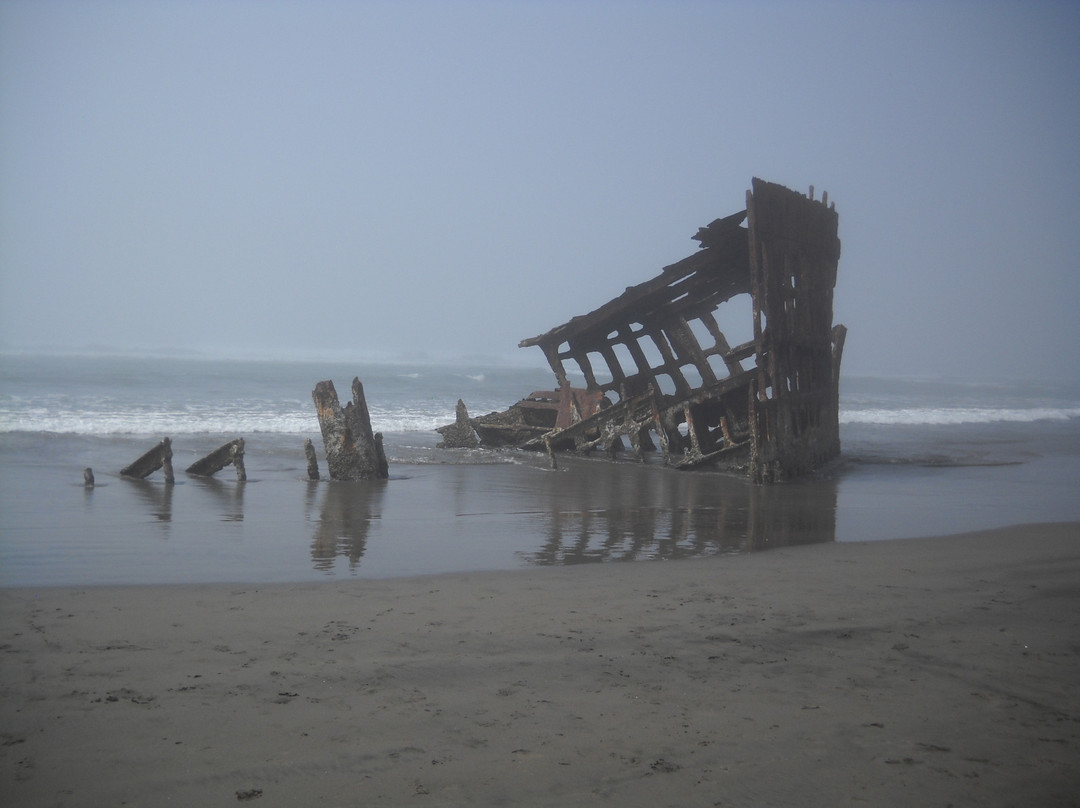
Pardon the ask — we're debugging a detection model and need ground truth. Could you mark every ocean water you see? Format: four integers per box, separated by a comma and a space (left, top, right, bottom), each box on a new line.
1, 353, 1078, 587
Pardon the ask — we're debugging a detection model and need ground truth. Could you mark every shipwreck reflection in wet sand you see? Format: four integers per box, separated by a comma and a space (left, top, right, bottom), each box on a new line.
188, 476, 246, 522
126, 478, 175, 526
522, 458, 838, 565
309, 479, 386, 571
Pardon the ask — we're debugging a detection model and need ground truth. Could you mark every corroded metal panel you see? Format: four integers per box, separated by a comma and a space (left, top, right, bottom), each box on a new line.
746, 178, 843, 482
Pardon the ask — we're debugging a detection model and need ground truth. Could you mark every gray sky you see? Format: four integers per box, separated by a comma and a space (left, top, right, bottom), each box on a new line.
2, 0, 1078, 380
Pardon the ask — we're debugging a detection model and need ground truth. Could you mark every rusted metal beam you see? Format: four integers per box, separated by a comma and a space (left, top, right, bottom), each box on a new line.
120, 437, 175, 483
185, 438, 247, 481
303, 438, 321, 481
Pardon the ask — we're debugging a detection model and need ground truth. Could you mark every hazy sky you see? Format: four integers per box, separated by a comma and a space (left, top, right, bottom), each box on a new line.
2, 0, 1078, 380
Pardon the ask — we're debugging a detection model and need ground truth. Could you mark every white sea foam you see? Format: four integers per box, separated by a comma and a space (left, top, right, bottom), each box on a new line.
840, 407, 1080, 426
4, 403, 1079, 435
0, 410, 316, 435
366, 406, 455, 434
0, 405, 458, 436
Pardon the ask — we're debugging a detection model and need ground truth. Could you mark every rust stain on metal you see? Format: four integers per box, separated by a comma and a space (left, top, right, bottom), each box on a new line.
441, 178, 846, 483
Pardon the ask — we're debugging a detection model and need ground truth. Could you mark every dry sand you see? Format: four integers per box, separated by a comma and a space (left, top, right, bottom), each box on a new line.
2, 522, 1078, 807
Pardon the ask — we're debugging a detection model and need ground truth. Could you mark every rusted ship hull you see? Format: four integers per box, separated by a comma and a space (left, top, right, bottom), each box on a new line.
441, 179, 845, 483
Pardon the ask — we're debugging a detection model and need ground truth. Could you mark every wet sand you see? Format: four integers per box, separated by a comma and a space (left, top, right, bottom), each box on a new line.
2, 522, 1078, 807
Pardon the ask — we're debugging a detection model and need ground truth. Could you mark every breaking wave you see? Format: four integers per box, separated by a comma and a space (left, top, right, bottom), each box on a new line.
840, 406, 1080, 426
0, 405, 456, 436
5, 403, 1080, 436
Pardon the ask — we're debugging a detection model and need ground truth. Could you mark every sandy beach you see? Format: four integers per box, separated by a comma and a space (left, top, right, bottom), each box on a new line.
2, 522, 1078, 807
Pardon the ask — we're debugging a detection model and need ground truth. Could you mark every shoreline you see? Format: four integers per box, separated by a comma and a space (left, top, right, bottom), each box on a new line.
3, 522, 1079, 806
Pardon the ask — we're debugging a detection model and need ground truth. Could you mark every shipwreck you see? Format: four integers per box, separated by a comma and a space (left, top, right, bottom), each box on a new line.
439, 178, 846, 483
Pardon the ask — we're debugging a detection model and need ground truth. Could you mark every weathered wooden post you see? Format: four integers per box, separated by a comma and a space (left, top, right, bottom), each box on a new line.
311, 378, 389, 481
121, 438, 175, 483
185, 438, 247, 481
303, 438, 320, 481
